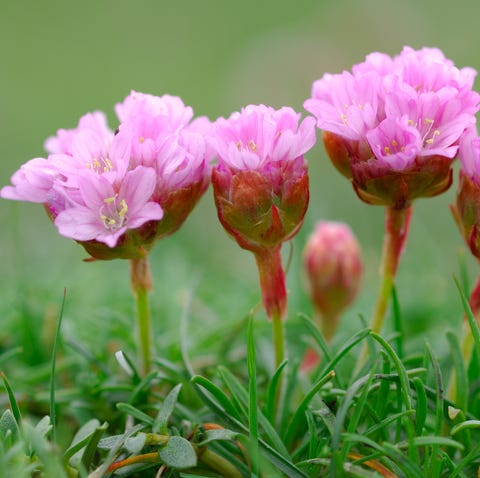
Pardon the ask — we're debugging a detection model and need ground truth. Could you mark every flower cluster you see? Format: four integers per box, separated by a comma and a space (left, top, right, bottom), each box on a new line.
1, 91, 211, 259
305, 46, 480, 208
210, 104, 316, 252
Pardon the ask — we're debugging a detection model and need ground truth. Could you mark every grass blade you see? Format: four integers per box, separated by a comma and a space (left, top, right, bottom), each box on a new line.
50, 288, 66, 444
446, 331, 468, 413
1, 372, 21, 424
412, 376, 427, 436
247, 315, 259, 476
284, 370, 335, 448
265, 359, 288, 424
370, 333, 418, 464
153, 383, 183, 434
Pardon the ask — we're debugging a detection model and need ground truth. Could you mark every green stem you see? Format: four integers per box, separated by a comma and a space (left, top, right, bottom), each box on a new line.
254, 246, 287, 369
357, 205, 412, 371
130, 255, 153, 375
271, 313, 285, 371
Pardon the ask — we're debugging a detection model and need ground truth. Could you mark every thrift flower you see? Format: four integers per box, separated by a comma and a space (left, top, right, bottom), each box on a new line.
211, 104, 316, 252
55, 166, 163, 249
1, 91, 211, 260
210, 104, 316, 371
304, 46, 479, 208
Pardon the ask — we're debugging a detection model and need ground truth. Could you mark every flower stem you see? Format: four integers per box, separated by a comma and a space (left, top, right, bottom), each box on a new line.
357, 206, 412, 371
271, 312, 285, 370
130, 255, 153, 375
254, 246, 287, 369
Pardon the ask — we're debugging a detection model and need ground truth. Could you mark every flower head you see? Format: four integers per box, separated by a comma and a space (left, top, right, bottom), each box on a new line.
1, 91, 212, 259
452, 129, 480, 259
211, 104, 316, 251
305, 46, 480, 208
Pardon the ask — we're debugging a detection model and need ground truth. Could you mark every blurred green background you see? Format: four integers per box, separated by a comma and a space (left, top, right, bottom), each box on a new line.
1, 0, 479, 362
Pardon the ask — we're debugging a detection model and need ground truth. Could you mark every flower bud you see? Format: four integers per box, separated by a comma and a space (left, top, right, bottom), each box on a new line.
303, 221, 363, 341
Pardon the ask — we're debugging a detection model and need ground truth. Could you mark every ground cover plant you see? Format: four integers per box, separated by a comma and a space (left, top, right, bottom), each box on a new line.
1, 46, 480, 477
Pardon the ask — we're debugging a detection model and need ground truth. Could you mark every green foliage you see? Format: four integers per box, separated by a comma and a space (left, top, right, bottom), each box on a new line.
1, 281, 480, 477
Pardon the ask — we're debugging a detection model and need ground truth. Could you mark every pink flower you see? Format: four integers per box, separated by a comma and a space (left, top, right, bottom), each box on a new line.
452, 128, 480, 260
304, 71, 382, 141
304, 46, 480, 208
0, 157, 59, 204
211, 104, 316, 251
115, 91, 193, 130
1, 91, 212, 258
114, 91, 195, 167
55, 166, 163, 248
457, 127, 480, 182
366, 116, 422, 171
44, 111, 113, 155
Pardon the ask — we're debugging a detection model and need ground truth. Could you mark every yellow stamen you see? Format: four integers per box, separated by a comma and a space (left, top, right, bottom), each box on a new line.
119, 199, 128, 219
139, 136, 145, 144
104, 196, 116, 205
384, 146, 390, 155
391, 140, 398, 147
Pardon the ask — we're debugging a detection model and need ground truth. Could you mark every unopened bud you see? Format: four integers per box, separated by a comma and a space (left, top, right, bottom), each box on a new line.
303, 221, 363, 341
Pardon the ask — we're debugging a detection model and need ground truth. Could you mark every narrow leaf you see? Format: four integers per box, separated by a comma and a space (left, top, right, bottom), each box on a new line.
1, 372, 21, 423
284, 370, 335, 447
247, 315, 259, 477
412, 377, 427, 436
153, 383, 182, 434
50, 288, 66, 443
116, 403, 155, 426
446, 331, 468, 413
265, 359, 288, 424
